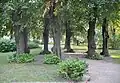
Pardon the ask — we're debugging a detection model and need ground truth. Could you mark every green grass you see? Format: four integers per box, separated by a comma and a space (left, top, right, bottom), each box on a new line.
0, 48, 68, 83
0, 46, 120, 82
0, 48, 41, 65
111, 55, 120, 59
0, 63, 65, 82
69, 45, 120, 63
68, 45, 120, 55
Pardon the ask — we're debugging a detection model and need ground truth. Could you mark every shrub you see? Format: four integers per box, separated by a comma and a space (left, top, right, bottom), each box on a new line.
0, 39, 16, 52
58, 58, 88, 81
33, 39, 41, 44
44, 54, 61, 64
8, 53, 34, 63
0, 39, 41, 53
86, 52, 104, 60
109, 34, 120, 49
28, 41, 40, 49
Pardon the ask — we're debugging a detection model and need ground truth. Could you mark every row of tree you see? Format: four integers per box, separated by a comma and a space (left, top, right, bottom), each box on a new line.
0, 0, 120, 58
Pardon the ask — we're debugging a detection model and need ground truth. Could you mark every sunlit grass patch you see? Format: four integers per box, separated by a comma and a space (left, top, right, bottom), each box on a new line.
111, 55, 120, 59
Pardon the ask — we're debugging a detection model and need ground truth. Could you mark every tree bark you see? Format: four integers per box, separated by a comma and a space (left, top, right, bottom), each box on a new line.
87, 6, 97, 58
64, 20, 74, 52
111, 28, 116, 49
100, 18, 110, 56
40, 17, 51, 54
52, 20, 61, 57
23, 27, 29, 53
14, 26, 29, 54
12, 10, 29, 54
50, 0, 61, 58
87, 19, 96, 57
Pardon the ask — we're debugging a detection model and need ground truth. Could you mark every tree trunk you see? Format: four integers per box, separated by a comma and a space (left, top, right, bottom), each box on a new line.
12, 10, 29, 54
112, 28, 116, 41
40, 17, 51, 54
87, 18, 96, 57
111, 28, 116, 49
64, 21, 74, 52
23, 27, 29, 53
52, 22, 61, 57
87, 6, 97, 58
14, 26, 29, 54
100, 18, 110, 56
76, 40, 79, 46
50, 0, 61, 58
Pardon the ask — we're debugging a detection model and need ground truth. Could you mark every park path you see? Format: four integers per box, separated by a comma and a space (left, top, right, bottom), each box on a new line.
59, 53, 120, 83
83, 58, 120, 83
37, 45, 120, 83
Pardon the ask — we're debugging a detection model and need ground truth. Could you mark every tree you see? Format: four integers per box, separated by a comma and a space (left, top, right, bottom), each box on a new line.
12, 8, 29, 54
3, 0, 43, 54
64, 20, 74, 52
99, 0, 120, 56
62, 0, 74, 52
100, 18, 110, 56
87, 7, 97, 57
50, 0, 61, 57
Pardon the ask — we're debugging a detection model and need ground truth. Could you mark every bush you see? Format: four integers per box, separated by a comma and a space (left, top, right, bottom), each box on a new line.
8, 53, 34, 63
86, 52, 104, 60
28, 41, 40, 49
0, 39, 16, 52
33, 39, 41, 44
109, 34, 120, 49
58, 58, 88, 81
44, 54, 61, 64
0, 39, 41, 53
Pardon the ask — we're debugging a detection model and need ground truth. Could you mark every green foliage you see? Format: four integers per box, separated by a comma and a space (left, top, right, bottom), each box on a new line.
28, 41, 40, 49
33, 39, 41, 44
1, 0, 44, 39
8, 53, 34, 63
0, 39, 16, 52
87, 52, 104, 60
44, 54, 61, 64
58, 58, 88, 81
110, 34, 120, 49
0, 38, 41, 52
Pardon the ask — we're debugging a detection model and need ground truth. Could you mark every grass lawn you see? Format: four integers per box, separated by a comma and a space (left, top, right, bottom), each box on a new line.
69, 45, 120, 64
69, 45, 120, 57
0, 48, 68, 83
0, 48, 41, 64
0, 46, 120, 82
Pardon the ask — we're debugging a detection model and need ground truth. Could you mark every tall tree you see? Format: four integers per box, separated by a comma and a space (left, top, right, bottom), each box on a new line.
87, 8, 97, 57
86, 3, 97, 57
3, 0, 43, 54
62, 0, 74, 52
100, 18, 109, 56
40, 0, 51, 54
50, 0, 61, 57
12, 7, 29, 54
99, 0, 120, 56
64, 20, 74, 52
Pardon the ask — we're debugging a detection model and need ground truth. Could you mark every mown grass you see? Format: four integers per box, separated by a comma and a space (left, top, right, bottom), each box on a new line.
0, 48, 41, 65
0, 46, 120, 82
69, 45, 120, 56
69, 45, 120, 63
0, 48, 68, 83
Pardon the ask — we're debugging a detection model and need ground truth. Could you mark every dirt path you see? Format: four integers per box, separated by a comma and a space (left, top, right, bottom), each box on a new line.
36, 52, 120, 83
38, 45, 120, 83
63, 53, 120, 83
84, 59, 120, 83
